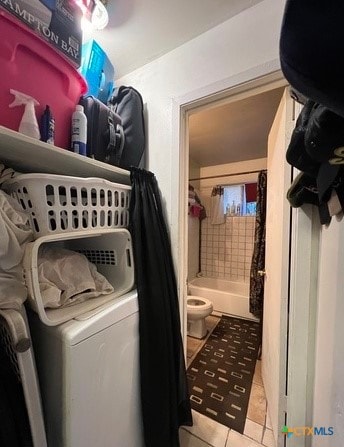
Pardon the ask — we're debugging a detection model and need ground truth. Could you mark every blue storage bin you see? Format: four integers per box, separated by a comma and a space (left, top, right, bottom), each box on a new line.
80, 39, 114, 104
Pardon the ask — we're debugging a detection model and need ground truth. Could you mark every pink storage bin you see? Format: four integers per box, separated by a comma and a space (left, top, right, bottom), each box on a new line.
0, 10, 87, 150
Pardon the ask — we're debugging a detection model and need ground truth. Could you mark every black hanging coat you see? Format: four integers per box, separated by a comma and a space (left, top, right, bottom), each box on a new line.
280, 0, 344, 118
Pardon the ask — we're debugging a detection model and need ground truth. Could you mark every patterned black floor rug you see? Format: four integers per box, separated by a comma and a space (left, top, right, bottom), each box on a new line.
187, 315, 260, 433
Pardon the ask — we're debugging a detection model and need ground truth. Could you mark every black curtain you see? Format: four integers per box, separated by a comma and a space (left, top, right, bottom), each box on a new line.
129, 168, 192, 447
0, 323, 33, 447
249, 170, 267, 317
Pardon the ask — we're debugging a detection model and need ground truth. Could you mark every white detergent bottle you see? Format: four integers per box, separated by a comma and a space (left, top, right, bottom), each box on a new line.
9, 89, 40, 140
71, 105, 87, 156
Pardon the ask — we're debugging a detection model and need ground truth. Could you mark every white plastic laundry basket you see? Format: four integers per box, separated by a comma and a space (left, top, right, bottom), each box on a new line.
3, 174, 131, 239
23, 228, 135, 326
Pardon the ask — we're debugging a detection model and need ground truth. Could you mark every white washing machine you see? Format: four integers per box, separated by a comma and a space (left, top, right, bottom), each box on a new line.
29, 290, 144, 447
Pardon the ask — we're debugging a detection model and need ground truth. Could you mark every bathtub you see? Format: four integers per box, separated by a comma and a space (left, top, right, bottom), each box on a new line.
188, 277, 258, 321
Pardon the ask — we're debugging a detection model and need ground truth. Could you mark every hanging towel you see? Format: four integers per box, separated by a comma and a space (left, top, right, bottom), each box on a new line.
0, 190, 33, 311
189, 184, 207, 219
189, 204, 202, 218
210, 186, 225, 224
129, 168, 192, 447
37, 247, 114, 308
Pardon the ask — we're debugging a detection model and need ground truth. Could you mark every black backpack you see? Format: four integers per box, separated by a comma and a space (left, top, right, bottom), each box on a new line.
108, 86, 146, 169
79, 95, 124, 166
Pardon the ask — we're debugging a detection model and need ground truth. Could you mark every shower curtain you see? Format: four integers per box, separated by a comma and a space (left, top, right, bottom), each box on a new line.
249, 170, 267, 317
129, 168, 192, 447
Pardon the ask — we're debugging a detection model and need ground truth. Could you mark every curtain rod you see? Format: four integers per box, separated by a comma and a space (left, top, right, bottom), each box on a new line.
190, 169, 263, 182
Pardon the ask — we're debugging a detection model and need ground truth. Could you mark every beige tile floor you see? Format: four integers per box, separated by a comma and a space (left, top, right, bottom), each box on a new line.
182, 315, 274, 447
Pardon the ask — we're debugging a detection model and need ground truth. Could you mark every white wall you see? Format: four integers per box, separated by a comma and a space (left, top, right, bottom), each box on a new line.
189, 158, 200, 189
117, 0, 285, 254
312, 220, 344, 446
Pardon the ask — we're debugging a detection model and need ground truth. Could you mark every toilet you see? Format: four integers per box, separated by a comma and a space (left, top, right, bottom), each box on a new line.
187, 296, 213, 339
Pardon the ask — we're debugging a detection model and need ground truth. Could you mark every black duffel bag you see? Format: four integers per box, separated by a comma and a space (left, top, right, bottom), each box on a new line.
79, 95, 124, 165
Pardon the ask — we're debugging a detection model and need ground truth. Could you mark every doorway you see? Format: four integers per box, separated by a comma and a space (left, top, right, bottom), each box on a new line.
177, 74, 318, 447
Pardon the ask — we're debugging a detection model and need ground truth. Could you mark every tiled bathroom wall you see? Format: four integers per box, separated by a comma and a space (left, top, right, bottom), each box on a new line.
200, 216, 255, 281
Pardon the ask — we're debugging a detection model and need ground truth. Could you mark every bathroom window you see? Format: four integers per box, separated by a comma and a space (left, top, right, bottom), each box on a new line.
223, 183, 257, 216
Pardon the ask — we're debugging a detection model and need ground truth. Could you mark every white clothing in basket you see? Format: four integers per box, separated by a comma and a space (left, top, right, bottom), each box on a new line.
0, 190, 33, 310
38, 246, 114, 308
0, 163, 20, 186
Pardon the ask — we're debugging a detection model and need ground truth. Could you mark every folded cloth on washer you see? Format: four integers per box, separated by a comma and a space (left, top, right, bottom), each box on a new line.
0, 191, 33, 311
38, 246, 114, 308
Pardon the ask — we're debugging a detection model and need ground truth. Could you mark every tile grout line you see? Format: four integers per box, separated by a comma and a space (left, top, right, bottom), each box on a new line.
244, 417, 265, 444
224, 427, 231, 447
180, 427, 214, 447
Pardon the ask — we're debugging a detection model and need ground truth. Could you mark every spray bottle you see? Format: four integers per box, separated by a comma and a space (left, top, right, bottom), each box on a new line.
9, 89, 40, 140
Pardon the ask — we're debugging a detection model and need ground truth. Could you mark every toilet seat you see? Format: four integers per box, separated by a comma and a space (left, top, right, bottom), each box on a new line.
187, 296, 212, 315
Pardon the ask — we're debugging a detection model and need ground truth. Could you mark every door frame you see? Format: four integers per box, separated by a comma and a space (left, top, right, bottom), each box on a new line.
172, 68, 287, 338
286, 202, 320, 447
172, 68, 318, 443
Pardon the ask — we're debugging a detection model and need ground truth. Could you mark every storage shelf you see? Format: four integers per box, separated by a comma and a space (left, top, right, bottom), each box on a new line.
0, 126, 130, 185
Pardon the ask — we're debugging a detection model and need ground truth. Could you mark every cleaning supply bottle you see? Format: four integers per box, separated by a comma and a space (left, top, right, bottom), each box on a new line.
71, 104, 87, 156
40, 105, 55, 145
230, 200, 236, 216
9, 89, 40, 139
